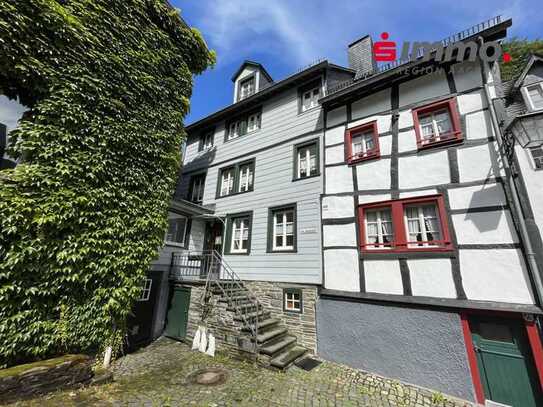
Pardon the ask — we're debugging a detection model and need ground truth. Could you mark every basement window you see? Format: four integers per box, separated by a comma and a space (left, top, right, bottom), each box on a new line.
412, 98, 463, 150
283, 288, 302, 313
345, 121, 380, 164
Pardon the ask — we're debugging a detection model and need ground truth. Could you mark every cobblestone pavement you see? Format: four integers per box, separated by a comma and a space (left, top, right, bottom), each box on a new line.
9, 337, 472, 407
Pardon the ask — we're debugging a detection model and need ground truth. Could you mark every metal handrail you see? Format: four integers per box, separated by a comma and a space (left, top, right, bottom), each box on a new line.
170, 250, 261, 355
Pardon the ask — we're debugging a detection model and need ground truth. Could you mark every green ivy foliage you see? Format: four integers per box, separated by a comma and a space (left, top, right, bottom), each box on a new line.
501, 38, 543, 81
0, 0, 214, 367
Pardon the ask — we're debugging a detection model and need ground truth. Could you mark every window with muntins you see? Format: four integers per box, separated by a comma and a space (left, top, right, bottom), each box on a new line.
190, 174, 206, 203
217, 160, 255, 197
345, 121, 380, 164
530, 147, 543, 169
301, 86, 320, 112
412, 98, 462, 149
165, 215, 188, 246
526, 83, 543, 110
272, 207, 295, 251
199, 130, 214, 151
358, 195, 452, 253
230, 216, 250, 253
239, 76, 256, 100
283, 289, 302, 312
227, 111, 261, 141
138, 279, 152, 301
296, 141, 318, 179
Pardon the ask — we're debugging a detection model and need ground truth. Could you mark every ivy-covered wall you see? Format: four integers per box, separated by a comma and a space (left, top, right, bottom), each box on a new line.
0, 0, 214, 367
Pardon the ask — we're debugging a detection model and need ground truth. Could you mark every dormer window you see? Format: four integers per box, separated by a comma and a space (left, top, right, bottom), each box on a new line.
298, 80, 322, 113
525, 82, 543, 111
239, 76, 256, 101
198, 130, 214, 151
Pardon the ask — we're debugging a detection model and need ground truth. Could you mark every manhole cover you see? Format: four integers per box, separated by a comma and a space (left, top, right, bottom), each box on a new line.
186, 368, 228, 386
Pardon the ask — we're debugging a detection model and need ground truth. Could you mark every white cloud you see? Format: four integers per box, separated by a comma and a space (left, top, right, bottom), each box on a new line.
0, 96, 27, 132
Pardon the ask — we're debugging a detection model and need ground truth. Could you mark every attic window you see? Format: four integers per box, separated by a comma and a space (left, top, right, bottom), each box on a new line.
525, 83, 543, 111
239, 76, 256, 100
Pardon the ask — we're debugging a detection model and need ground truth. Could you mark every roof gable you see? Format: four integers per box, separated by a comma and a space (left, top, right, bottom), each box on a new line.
231, 60, 273, 83
513, 53, 543, 90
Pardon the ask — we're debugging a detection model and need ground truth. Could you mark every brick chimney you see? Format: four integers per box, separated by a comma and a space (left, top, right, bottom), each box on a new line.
348, 35, 377, 79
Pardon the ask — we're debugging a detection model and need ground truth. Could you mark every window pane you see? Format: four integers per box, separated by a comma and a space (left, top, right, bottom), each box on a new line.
434, 110, 452, 135
528, 85, 543, 109
531, 147, 543, 169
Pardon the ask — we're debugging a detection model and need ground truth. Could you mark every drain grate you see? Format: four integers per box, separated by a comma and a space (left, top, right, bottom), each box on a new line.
294, 357, 322, 371
186, 368, 228, 386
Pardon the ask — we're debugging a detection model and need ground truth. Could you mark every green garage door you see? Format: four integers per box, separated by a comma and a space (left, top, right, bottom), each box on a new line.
471, 316, 542, 407
164, 286, 191, 340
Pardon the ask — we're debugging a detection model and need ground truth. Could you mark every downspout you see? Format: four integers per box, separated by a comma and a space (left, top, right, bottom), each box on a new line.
478, 37, 543, 305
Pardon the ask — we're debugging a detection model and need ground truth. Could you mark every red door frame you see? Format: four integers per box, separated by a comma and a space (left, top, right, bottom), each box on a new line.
460, 311, 543, 404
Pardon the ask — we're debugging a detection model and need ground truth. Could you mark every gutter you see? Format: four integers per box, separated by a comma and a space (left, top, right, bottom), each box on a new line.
480, 40, 543, 306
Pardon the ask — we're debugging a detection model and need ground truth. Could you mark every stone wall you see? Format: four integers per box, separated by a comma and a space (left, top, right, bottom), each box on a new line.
182, 281, 318, 357
0, 354, 93, 403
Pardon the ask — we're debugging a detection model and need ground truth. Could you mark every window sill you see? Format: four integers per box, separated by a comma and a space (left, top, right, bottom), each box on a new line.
283, 309, 303, 314
224, 129, 261, 144
225, 251, 250, 256
417, 134, 463, 151
215, 189, 254, 200
292, 173, 320, 182
347, 153, 380, 166
165, 241, 187, 248
298, 106, 320, 116
267, 249, 298, 254
361, 246, 454, 254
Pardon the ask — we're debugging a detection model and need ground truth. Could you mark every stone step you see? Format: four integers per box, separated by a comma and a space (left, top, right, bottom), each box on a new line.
270, 345, 307, 369
218, 295, 255, 304
259, 335, 297, 356
212, 287, 249, 296
242, 318, 281, 332
227, 302, 261, 312
233, 309, 270, 322
255, 327, 288, 344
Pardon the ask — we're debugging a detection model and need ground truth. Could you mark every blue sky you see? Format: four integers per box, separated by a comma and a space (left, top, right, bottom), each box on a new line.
172, 0, 542, 125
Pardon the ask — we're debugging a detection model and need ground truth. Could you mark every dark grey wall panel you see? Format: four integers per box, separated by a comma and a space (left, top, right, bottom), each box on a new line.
316, 297, 475, 401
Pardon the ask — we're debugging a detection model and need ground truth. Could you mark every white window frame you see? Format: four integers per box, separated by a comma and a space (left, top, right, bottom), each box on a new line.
220, 168, 235, 196
138, 279, 152, 301
272, 208, 295, 251
297, 143, 317, 178
528, 146, 543, 170
403, 203, 442, 248
190, 175, 205, 203
202, 131, 214, 150
284, 291, 301, 312
165, 214, 188, 247
523, 82, 543, 111
418, 108, 453, 145
239, 77, 255, 100
231, 217, 250, 253
364, 208, 394, 249
247, 112, 261, 133
238, 163, 253, 192
301, 86, 320, 112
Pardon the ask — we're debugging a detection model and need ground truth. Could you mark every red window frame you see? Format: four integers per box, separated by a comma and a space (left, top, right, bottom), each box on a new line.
357, 194, 453, 253
344, 121, 380, 164
412, 98, 463, 150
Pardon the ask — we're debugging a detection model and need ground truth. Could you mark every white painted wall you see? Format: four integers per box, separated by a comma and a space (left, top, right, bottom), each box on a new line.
398, 150, 450, 189
465, 110, 493, 140
325, 144, 345, 164
322, 196, 354, 219
398, 129, 418, 153
447, 183, 507, 210
408, 259, 456, 298
323, 223, 357, 247
325, 125, 345, 146
327, 106, 347, 128
398, 109, 414, 129
452, 210, 518, 245
457, 143, 504, 183
452, 61, 483, 92
365, 260, 403, 295
324, 249, 360, 291
460, 249, 534, 304
326, 165, 353, 193
399, 71, 449, 107
347, 114, 392, 134
356, 159, 391, 190
457, 90, 487, 115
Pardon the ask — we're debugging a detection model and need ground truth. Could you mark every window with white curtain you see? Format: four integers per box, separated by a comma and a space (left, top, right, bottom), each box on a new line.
272, 208, 295, 251
404, 203, 442, 247
165, 214, 188, 246
418, 109, 453, 144
296, 142, 318, 178
227, 110, 261, 141
364, 208, 394, 249
231, 216, 250, 253
201, 131, 214, 150
301, 86, 320, 112
351, 129, 376, 158
526, 83, 543, 110
239, 76, 256, 100
238, 162, 254, 192
220, 168, 235, 196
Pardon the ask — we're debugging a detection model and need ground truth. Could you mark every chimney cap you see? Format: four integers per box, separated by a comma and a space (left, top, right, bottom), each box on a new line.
348, 34, 371, 49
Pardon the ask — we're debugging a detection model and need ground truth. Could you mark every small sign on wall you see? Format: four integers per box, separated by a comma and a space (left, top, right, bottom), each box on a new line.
301, 227, 317, 234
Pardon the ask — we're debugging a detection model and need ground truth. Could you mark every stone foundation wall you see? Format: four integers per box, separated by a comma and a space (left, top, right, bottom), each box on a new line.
0, 354, 93, 403
183, 281, 318, 357
244, 281, 317, 353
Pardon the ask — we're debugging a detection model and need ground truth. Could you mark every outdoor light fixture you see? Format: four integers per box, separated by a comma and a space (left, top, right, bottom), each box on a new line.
506, 111, 543, 148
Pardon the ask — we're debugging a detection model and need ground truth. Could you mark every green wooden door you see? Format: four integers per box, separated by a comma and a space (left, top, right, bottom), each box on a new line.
164, 286, 191, 339
471, 317, 542, 407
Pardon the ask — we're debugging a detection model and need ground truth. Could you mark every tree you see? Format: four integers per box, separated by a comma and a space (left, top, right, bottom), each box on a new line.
0, 0, 214, 367
501, 38, 543, 81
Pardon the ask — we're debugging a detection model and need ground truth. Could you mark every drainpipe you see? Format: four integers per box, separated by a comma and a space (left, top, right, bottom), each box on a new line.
479, 37, 543, 305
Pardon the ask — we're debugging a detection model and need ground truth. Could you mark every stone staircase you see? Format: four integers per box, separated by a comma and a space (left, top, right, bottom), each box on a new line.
212, 282, 308, 370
